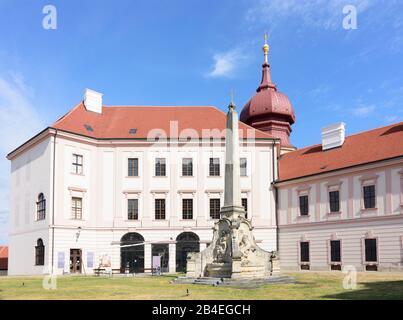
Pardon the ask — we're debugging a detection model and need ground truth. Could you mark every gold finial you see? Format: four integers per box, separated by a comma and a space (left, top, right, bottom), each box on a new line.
263, 32, 269, 54
263, 32, 269, 63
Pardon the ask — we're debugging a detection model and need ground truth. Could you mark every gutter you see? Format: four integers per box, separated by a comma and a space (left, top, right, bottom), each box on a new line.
272, 143, 280, 253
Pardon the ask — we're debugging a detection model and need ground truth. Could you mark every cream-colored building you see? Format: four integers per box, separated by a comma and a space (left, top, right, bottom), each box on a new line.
7, 93, 279, 275
7, 42, 403, 275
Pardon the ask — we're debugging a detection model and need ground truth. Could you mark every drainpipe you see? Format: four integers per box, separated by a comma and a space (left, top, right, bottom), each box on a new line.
272, 141, 280, 253
51, 129, 57, 274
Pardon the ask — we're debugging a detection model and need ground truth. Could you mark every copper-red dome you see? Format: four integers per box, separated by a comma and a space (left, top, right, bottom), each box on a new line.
240, 43, 296, 148
240, 61, 295, 125
240, 86, 295, 125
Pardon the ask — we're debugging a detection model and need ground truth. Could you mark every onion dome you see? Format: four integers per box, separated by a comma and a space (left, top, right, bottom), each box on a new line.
240, 35, 296, 148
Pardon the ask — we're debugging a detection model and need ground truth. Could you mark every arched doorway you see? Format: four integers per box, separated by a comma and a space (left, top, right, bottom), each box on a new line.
120, 233, 144, 273
176, 232, 200, 273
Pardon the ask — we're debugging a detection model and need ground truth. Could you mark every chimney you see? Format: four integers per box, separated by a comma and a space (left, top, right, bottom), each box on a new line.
84, 88, 103, 114
321, 122, 346, 151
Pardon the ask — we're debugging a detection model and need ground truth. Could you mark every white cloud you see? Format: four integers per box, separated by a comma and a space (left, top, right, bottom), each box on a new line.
245, 0, 374, 31
206, 48, 248, 78
0, 72, 44, 243
352, 104, 375, 117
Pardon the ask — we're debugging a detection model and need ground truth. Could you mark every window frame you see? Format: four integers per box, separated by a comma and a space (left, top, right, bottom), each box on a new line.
329, 239, 342, 264
182, 158, 193, 177
127, 198, 139, 220
299, 241, 310, 264
364, 238, 378, 264
209, 198, 221, 220
155, 199, 166, 220
35, 238, 45, 266
242, 197, 248, 219
36, 193, 46, 221
71, 197, 83, 220
329, 190, 340, 213
363, 185, 376, 210
155, 158, 166, 177
72, 154, 83, 175
182, 199, 193, 220
299, 195, 309, 216
128, 158, 139, 177
359, 175, 378, 212
209, 158, 220, 177
240, 158, 247, 177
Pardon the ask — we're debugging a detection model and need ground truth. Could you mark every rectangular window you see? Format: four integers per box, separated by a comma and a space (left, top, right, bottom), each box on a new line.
363, 185, 376, 209
155, 158, 166, 177
329, 191, 340, 213
300, 242, 310, 263
182, 158, 193, 177
155, 199, 166, 220
128, 199, 138, 220
36, 195, 46, 220
210, 198, 221, 220
71, 197, 82, 220
299, 195, 309, 216
35, 245, 45, 266
209, 158, 220, 176
242, 198, 248, 219
330, 240, 341, 263
182, 199, 193, 220
240, 158, 247, 177
72, 154, 83, 175
128, 158, 139, 177
365, 238, 377, 262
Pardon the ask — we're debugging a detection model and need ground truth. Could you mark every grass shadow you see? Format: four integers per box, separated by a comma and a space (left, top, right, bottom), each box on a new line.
322, 280, 403, 300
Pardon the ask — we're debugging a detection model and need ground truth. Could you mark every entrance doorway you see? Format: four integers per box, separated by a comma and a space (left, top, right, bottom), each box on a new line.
120, 233, 144, 273
70, 249, 82, 273
152, 244, 169, 273
176, 232, 200, 273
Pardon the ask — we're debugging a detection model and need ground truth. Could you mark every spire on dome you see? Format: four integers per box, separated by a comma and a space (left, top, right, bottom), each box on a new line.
239, 36, 296, 149
257, 33, 276, 93
263, 33, 269, 63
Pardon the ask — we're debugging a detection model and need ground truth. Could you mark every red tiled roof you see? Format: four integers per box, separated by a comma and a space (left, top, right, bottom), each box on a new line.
278, 122, 403, 182
52, 103, 274, 140
0, 246, 8, 258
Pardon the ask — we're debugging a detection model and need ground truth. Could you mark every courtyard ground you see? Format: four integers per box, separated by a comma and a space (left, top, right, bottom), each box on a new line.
0, 272, 403, 300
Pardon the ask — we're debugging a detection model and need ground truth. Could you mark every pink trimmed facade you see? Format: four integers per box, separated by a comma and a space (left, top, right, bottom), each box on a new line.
276, 158, 403, 271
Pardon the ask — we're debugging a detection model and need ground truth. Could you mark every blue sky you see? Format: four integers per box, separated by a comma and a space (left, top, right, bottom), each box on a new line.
0, 0, 403, 244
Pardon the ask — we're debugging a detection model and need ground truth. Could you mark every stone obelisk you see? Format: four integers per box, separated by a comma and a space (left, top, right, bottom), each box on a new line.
221, 102, 245, 222
186, 102, 272, 279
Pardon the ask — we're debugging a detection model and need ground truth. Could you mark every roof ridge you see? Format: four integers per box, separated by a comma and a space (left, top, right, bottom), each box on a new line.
52, 102, 85, 126
102, 105, 217, 108
288, 121, 403, 154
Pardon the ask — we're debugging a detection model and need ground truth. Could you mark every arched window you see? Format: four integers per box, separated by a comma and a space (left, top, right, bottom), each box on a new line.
35, 239, 45, 266
36, 193, 46, 220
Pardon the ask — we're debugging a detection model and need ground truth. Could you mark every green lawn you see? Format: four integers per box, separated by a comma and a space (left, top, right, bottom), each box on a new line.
0, 272, 403, 300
